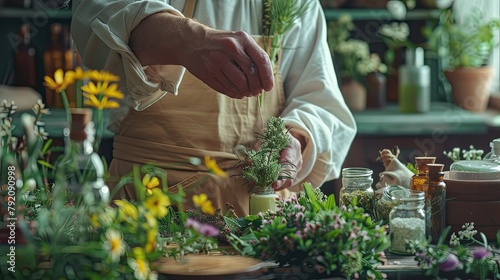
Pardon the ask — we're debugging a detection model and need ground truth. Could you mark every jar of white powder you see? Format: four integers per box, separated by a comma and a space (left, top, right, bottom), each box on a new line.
389, 190, 426, 255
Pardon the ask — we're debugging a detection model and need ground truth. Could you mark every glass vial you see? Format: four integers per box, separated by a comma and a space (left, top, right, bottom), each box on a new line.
339, 168, 374, 210
398, 47, 430, 113
55, 109, 109, 205
410, 156, 436, 192
424, 163, 446, 243
389, 190, 426, 254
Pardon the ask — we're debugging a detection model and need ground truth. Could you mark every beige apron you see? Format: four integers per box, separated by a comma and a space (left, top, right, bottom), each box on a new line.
109, 0, 289, 216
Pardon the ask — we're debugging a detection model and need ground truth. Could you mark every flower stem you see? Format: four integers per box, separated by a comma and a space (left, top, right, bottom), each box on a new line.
94, 108, 104, 153
61, 90, 72, 125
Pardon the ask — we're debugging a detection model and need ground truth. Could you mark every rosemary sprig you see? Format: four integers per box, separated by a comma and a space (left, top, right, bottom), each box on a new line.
260, 0, 313, 107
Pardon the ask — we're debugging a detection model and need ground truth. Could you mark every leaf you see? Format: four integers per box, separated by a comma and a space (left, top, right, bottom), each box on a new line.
304, 182, 322, 212
41, 138, 53, 155
325, 194, 336, 210
37, 160, 55, 170
480, 232, 488, 247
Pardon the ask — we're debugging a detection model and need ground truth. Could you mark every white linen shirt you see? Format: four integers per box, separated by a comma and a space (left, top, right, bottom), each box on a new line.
71, 0, 357, 190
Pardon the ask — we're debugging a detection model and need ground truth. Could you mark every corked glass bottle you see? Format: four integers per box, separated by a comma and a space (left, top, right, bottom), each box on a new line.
55, 108, 109, 206
14, 23, 37, 89
410, 156, 436, 192
424, 163, 446, 243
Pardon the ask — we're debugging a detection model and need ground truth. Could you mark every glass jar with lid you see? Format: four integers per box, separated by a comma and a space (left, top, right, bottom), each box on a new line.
389, 190, 426, 255
374, 185, 409, 224
339, 168, 374, 210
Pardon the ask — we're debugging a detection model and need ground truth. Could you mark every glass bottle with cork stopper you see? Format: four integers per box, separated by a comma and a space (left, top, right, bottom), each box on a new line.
410, 156, 436, 192
54, 108, 109, 207
424, 163, 446, 243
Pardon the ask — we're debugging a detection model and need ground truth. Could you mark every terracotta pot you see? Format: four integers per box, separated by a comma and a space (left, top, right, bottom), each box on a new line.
341, 78, 367, 111
444, 67, 493, 112
444, 173, 500, 241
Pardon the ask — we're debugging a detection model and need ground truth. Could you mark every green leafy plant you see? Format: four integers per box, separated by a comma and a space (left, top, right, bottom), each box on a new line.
428, 8, 500, 69
228, 183, 390, 279
409, 223, 500, 280
233, 117, 295, 194
443, 145, 484, 162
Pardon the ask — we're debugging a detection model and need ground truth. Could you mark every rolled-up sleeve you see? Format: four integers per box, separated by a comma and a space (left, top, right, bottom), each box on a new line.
71, 0, 185, 113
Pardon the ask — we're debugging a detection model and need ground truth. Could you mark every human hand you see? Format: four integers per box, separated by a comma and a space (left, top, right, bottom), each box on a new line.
272, 134, 303, 191
181, 28, 274, 99
252, 132, 303, 191
130, 13, 274, 99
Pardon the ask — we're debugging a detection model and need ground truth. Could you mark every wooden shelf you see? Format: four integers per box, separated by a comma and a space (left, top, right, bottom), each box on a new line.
323, 8, 441, 21
0, 8, 72, 19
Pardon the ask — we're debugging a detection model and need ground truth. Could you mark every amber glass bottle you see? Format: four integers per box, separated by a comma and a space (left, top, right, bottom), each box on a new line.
14, 23, 37, 88
43, 23, 64, 107
424, 163, 446, 243
410, 156, 436, 191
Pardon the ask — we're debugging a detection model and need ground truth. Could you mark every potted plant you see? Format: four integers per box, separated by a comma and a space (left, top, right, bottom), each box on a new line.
429, 8, 500, 112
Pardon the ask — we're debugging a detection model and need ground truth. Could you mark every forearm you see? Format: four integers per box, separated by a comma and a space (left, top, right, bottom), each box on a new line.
130, 12, 206, 66
71, 0, 179, 70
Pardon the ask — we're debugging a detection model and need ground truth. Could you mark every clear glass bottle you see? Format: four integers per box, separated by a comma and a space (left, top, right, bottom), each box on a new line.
55, 109, 109, 205
483, 138, 500, 164
398, 47, 431, 113
389, 190, 426, 254
424, 163, 446, 243
410, 156, 436, 192
374, 185, 409, 224
339, 168, 374, 210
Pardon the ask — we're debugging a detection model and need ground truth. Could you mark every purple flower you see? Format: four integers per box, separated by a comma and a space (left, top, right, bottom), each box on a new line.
473, 247, 492, 260
185, 218, 220, 237
439, 254, 460, 272
198, 223, 220, 237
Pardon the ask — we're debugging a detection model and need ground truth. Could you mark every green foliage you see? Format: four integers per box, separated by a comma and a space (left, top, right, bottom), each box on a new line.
228, 183, 390, 279
409, 223, 500, 280
443, 145, 484, 162
407, 162, 418, 175
235, 117, 295, 193
428, 8, 500, 69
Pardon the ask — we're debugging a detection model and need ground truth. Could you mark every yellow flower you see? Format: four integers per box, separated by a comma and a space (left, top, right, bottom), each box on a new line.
192, 193, 216, 215
65, 66, 92, 81
81, 81, 124, 99
84, 94, 121, 109
103, 228, 126, 263
43, 68, 74, 93
90, 214, 100, 228
88, 70, 120, 82
144, 189, 171, 218
144, 227, 158, 253
204, 155, 227, 178
128, 247, 151, 280
114, 200, 138, 222
142, 174, 160, 196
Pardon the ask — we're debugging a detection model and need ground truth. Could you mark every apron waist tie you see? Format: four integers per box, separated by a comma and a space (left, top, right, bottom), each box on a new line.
113, 134, 240, 171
